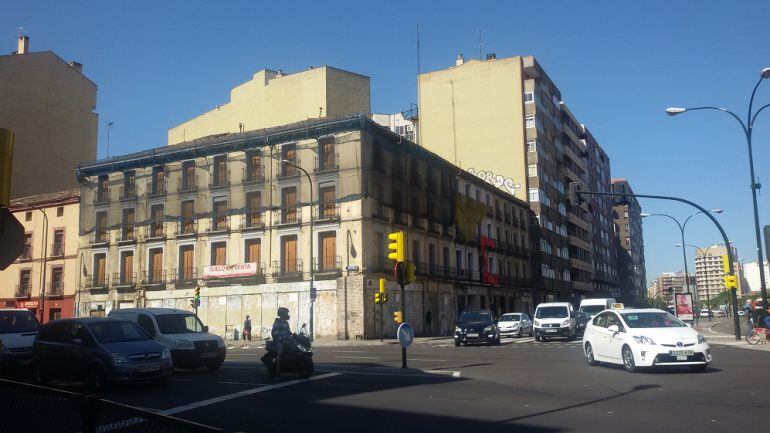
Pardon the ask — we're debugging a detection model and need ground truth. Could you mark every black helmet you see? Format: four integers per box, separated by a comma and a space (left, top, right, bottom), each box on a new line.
277, 307, 290, 320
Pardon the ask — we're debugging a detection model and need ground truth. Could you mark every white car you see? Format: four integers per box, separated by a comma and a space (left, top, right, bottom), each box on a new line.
582, 308, 711, 372
0, 309, 40, 372
497, 313, 533, 338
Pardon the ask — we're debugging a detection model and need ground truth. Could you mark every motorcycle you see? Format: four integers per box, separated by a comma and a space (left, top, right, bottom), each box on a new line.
261, 323, 314, 378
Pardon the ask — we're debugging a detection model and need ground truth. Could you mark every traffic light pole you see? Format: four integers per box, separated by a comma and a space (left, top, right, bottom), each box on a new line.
400, 278, 407, 369
572, 186, 741, 340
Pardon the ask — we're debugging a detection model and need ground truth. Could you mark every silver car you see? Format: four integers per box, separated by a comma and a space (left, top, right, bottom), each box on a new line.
497, 313, 533, 338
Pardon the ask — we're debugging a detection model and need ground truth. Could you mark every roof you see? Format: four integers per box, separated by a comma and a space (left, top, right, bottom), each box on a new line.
0, 51, 97, 88
10, 189, 80, 210
111, 308, 193, 316
51, 317, 127, 324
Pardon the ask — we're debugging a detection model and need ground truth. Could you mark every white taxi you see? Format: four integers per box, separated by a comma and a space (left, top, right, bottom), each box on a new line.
582, 308, 711, 372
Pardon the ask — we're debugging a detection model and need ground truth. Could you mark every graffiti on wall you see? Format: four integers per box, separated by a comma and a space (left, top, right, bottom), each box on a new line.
467, 168, 521, 197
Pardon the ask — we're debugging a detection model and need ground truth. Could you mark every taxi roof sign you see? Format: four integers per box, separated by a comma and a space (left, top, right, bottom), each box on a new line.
610, 303, 625, 310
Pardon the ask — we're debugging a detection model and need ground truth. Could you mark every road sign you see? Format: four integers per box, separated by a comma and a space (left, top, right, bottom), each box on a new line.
397, 322, 413, 348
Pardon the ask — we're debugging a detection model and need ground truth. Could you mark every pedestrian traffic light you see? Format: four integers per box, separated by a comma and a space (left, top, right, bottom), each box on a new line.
568, 181, 584, 207
393, 310, 403, 324
387, 231, 405, 262
194, 287, 201, 306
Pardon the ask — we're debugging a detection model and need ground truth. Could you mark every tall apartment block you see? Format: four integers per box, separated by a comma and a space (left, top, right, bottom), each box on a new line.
418, 54, 620, 303
0, 36, 98, 198
694, 244, 742, 306
611, 179, 647, 304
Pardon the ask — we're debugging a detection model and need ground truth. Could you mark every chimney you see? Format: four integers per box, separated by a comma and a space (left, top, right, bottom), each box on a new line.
68, 61, 83, 73
17, 36, 29, 54
455, 54, 464, 66
486, 52, 497, 61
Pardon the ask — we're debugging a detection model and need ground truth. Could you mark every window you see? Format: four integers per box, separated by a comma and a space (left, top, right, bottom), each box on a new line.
245, 238, 261, 265
137, 314, 156, 337
49, 309, 61, 322
119, 251, 134, 285
523, 91, 534, 103
150, 204, 164, 237
527, 141, 537, 153
96, 212, 109, 243
50, 267, 63, 294
151, 166, 165, 195
93, 253, 106, 286
413, 240, 421, 263
122, 208, 135, 240
281, 144, 298, 176
319, 137, 337, 171
56, 207, 64, 217
212, 155, 229, 187
181, 160, 196, 190
320, 185, 337, 218
181, 200, 195, 234
527, 165, 537, 177
18, 269, 31, 295
465, 184, 471, 197
456, 250, 463, 270
123, 171, 136, 198
245, 149, 263, 181
179, 245, 195, 282
486, 223, 492, 238
22, 233, 32, 259
211, 242, 226, 266
624, 211, 628, 219
25, 211, 32, 222
97, 175, 109, 202
467, 252, 474, 272
319, 232, 337, 271
281, 187, 298, 223
148, 248, 163, 283
528, 188, 540, 202
245, 192, 262, 227
213, 199, 228, 231
281, 235, 298, 273
488, 257, 494, 274
525, 114, 536, 128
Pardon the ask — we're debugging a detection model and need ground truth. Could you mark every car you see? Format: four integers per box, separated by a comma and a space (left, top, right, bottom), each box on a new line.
109, 308, 226, 371
582, 308, 711, 373
579, 298, 616, 319
32, 318, 172, 389
0, 309, 40, 374
497, 313, 533, 338
454, 310, 500, 346
716, 310, 727, 318
576, 311, 589, 335
533, 302, 576, 342
699, 309, 712, 319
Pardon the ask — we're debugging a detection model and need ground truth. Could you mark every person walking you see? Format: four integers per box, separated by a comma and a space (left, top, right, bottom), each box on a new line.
242, 315, 252, 348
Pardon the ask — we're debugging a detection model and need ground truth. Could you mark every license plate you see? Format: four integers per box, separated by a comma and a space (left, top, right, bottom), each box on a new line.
200, 352, 217, 359
466, 333, 479, 338
670, 350, 694, 358
546, 329, 557, 333
138, 364, 160, 372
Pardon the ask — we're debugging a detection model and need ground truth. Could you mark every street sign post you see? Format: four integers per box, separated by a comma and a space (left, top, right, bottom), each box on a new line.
397, 322, 413, 369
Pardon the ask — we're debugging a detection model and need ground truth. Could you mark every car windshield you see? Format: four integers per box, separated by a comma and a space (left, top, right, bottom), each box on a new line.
0, 311, 40, 334
536, 307, 569, 319
579, 305, 606, 316
459, 312, 492, 323
89, 321, 150, 343
499, 314, 521, 322
621, 312, 687, 328
156, 313, 205, 334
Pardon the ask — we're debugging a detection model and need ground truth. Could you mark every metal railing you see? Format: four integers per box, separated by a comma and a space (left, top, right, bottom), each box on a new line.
241, 211, 264, 229
315, 256, 342, 274
279, 158, 301, 178
413, 216, 427, 231
90, 230, 109, 245
94, 190, 110, 205
209, 170, 231, 188
120, 225, 137, 242
143, 270, 167, 287
372, 204, 389, 221
15, 283, 31, 298
119, 186, 137, 201
148, 180, 167, 197
275, 207, 301, 225
50, 242, 65, 258
47, 282, 63, 297
394, 210, 409, 226
83, 276, 108, 290
316, 203, 340, 221
147, 221, 166, 239
178, 175, 198, 193
272, 259, 303, 277
171, 267, 198, 285
208, 215, 230, 233
314, 154, 339, 172
177, 219, 197, 236
111, 272, 137, 288
242, 166, 265, 183
20, 246, 32, 261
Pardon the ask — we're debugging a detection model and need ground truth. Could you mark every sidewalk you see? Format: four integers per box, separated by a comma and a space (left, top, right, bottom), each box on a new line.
695, 319, 770, 352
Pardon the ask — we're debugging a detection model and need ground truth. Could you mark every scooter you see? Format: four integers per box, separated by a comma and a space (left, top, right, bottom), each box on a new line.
261, 323, 314, 378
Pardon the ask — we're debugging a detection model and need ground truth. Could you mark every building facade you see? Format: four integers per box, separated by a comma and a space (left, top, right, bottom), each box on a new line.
371, 108, 418, 143
649, 271, 695, 298
76, 115, 533, 340
612, 179, 647, 304
743, 261, 769, 293
418, 54, 620, 304
0, 190, 80, 322
0, 36, 97, 198
694, 244, 742, 304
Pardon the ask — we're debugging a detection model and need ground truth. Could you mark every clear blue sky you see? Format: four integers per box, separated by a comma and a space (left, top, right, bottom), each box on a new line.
4, 0, 770, 285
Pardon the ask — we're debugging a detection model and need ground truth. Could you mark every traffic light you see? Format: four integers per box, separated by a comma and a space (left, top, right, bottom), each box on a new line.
376, 278, 387, 304
393, 311, 403, 324
194, 287, 201, 307
724, 274, 738, 289
375, 292, 382, 303
405, 262, 416, 283
568, 181, 584, 207
387, 231, 405, 262
190, 299, 196, 309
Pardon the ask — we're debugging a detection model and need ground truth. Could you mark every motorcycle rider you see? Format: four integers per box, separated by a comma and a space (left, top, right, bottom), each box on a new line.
271, 307, 293, 377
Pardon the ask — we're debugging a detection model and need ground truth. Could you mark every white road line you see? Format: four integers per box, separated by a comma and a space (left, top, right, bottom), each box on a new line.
159, 372, 341, 416
408, 358, 447, 362
425, 370, 462, 378
333, 355, 381, 360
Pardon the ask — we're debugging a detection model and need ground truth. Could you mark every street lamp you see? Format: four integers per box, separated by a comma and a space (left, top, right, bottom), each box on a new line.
281, 159, 315, 341
640, 209, 722, 301
676, 243, 716, 321
666, 67, 770, 310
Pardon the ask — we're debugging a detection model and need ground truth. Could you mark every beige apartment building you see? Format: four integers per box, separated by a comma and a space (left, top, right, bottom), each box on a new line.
76, 115, 533, 340
418, 54, 618, 303
0, 190, 80, 322
694, 244, 742, 306
0, 36, 98, 198
167, 67, 370, 145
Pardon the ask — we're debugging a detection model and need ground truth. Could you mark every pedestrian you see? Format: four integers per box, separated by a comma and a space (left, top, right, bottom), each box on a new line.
243, 315, 252, 347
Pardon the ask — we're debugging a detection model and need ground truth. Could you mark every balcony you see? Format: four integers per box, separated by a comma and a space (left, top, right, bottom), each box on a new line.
111, 272, 137, 290
315, 256, 342, 279
46, 282, 63, 297
486, 206, 494, 218
94, 191, 110, 205
504, 213, 512, 225
146, 222, 166, 240
372, 203, 390, 222
177, 220, 198, 237
19, 247, 32, 261
315, 204, 340, 222
50, 243, 65, 258
83, 276, 108, 291
428, 221, 441, 235
568, 235, 592, 251
90, 230, 109, 246
393, 210, 409, 227
119, 186, 137, 201
315, 154, 339, 172
142, 270, 167, 290
210, 170, 231, 189
208, 215, 231, 233
275, 207, 301, 226
497, 275, 532, 289
241, 212, 265, 230
413, 216, 427, 231
272, 259, 303, 280
148, 181, 167, 198
495, 209, 503, 221
242, 167, 265, 184
118, 225, 137, 244
279, 159, 301, 178
171, 268, 198, 286
178, 175, 198, 193
15, 284, 31, 298
442, 225, 455, 239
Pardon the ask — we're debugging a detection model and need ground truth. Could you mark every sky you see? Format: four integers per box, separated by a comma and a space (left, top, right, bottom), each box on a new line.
3, 0, 770, 286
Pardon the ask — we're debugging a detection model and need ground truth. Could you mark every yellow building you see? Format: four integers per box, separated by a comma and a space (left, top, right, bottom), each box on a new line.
0, 190, 81, 322
0, 36, 98, 198
168, 67, 370, 145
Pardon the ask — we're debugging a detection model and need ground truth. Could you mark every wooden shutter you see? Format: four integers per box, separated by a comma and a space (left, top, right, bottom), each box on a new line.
182, 201, 194, 232
181, 246, 194, 280
212, 242, 226, 266
283, 188, 297, 222
322, 186, 336, 217
282, 236, 297, 272
122, 252, 133, 284
95, 254, 106, 285
216, 157, 227, 185
246, 239, 261, 265
214, 200, 227, 230
184, 162, 195, 188
323, 142, 335, 168
247, 192, 261, 226
150, 249, 163, 282
321, 232, 336, 270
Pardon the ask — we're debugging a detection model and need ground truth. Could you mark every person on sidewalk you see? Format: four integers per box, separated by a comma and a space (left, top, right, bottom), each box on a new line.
243, 315, 252, 347
271, 307, 293, 378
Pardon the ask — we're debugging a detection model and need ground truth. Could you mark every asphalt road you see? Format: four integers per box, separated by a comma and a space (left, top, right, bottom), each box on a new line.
12, 336, 770, 432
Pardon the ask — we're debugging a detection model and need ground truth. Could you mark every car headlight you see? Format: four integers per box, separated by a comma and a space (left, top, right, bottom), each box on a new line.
561, 319, 570, 327
161, 348, 171, 359
533, 320, 540, 327
174, 339, 194, 349
110, 353, 129, 364
632, 336, 656, 345
698, 335, 707, 344
454, 326, 462, 333
483, 325, 493, 332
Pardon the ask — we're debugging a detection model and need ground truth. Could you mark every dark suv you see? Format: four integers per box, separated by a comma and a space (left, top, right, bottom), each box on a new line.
454, 310, 500, 346
32, 318, 172, 389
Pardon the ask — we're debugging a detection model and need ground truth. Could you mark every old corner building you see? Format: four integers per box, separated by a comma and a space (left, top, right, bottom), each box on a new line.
75, 114, 534, 340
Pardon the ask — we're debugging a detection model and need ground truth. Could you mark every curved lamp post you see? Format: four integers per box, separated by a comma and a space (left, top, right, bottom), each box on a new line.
666, 67, 770, 310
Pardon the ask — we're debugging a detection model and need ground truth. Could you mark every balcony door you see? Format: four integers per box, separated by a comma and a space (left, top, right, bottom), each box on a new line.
179, 245, 194, 281
319, 232, 336, 271
94, 253, 106, 286
149, 248, 163, 283
245, 239, 261, 265
282, 187, 297, 222
281, 235, 297, 273
120, 251, 133, 284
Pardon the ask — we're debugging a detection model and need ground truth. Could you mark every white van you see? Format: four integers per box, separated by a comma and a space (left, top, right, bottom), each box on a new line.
578, 298, 616, 319
0, 309, 40, 372
108, 308, 225, 371
533, 302, 576, 341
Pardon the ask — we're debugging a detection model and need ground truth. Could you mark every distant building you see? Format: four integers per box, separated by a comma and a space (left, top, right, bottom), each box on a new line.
740, 261, 768, 293
694, 244, 742, 304
371, 107, 418, 143
167, 67, 370, 145
0, 36, 98, 198
0, 190, 80, 322
612, 179, 647, 305
649, 271, 695, 298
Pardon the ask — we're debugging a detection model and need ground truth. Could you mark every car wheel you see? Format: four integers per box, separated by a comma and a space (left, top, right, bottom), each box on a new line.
622, 345, 637, 373
689, 364, 707, 373
299, 359, 314, 379
32, 362, 48, 385
89, 365, 107, 390
517, 328, 522, 338
534, 334, 541, 342
585, 343, 598, 366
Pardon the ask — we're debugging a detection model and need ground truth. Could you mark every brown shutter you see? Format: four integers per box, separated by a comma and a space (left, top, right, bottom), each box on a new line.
283, 188, 297, 222
215, 200, 227, 229
150, 249, 163, 282
321, 233, 336, 270
283, 236, 297, 272
246, 239, 261, 265
322, 186, 336, 217
181, 246, 194, 280
212, 243, 226, 266
122, 252, 133, 283
323, 142, 335, 168
96, 254, 106, 285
